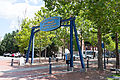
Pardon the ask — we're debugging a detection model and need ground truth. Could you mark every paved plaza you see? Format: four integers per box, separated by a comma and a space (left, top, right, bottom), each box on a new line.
0, 57, 117, 80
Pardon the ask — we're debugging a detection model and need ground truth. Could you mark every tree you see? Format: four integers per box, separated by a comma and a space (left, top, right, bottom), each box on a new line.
15, 7, 56, 58
76, 12, 93, 53
103, 33, 115, 52
108, 0, 120, 69
0, 31, 19, 54
43, 0, 119, 70
15, 18, 31, 54
0, 42, 4, 55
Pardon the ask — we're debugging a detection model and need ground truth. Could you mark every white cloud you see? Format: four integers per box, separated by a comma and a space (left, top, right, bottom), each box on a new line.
9, 20, 19, 30
0, 0, 44, 19
0, 0, 44, 30
30, 0, 38, 4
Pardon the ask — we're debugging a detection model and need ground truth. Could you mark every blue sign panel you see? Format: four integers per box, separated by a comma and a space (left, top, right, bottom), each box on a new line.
102, 42, 104, 48
40, 17, 61, 31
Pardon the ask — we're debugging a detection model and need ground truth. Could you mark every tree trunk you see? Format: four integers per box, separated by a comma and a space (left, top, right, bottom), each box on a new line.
67, 41, 70, 51
39, 48, 41, 63
115, 32, 119, 69
97, 27, 103, 70
62, 47, 63, 59
63, 37, 65, 60
92, 46, 95, 59
45, 48, 47, 60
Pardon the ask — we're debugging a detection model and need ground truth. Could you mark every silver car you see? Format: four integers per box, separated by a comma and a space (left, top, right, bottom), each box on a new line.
3, 53, 11, 57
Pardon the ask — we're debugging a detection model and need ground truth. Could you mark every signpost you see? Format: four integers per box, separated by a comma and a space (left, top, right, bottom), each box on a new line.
102, 41, 106, 69
26, 16, 85, 70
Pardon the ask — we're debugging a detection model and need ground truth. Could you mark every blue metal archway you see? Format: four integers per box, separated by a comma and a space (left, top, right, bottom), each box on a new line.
26, 17, 85, 69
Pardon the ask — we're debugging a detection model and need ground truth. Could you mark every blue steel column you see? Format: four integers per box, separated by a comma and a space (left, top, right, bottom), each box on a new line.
26, 29, 34, 63
70, 18, 73, 70
31, 31, 35, 64
73, 18, 85, 69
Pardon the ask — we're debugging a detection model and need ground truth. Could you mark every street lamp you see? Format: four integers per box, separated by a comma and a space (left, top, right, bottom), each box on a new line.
102, 41, 106, 69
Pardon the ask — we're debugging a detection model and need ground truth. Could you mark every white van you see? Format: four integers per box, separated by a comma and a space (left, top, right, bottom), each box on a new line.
83, 50, 98, 59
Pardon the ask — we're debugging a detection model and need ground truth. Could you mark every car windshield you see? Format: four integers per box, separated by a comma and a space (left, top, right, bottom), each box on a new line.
73, 54, 79, 56
86, 52, 93, 55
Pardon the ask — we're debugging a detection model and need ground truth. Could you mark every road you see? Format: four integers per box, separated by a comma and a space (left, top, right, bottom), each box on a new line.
0, 56, 21, 60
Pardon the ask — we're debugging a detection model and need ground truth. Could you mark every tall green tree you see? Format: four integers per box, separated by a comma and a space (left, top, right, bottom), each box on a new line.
15, 18, 31, 54
43, 0, 119, 70
15, 7, 56, 58
0, 31, 19, 54
107, 0, 120, 69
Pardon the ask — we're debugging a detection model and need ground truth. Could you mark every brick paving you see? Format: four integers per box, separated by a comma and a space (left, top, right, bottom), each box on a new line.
0, 58, 115, 80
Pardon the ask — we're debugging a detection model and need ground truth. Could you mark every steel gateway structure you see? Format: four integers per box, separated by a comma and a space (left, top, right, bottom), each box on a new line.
26, 16, 85, 70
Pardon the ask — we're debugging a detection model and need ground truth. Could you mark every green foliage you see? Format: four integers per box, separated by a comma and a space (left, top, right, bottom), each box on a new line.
15, 0, 120, 59
15, 19, 31, 53
43, 0, 120, 70
0, 31, 19, 54
103, 33, 115, 51
15, 7, 57, 54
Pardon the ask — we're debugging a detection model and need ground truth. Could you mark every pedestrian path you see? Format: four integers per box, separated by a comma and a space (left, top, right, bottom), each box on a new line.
1, 63, 81, 73
0, 64, 66, 73
0, 63, 82, 80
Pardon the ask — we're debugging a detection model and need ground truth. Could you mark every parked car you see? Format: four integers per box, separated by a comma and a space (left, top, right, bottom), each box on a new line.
11, 53, 15, 57
83, 50, 95, 59
11, 52, 21, 57
3, 53, 11, 57
73, 54, 79, 59
103, 54, 109, 58
15, 52, 21, 57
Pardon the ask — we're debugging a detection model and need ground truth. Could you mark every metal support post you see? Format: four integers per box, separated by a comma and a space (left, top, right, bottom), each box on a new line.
26, 29, 34, 63
104, 48, 106, 69
73, 18, 85, 69
70, 18, 73, 71
31, 32, 35, 64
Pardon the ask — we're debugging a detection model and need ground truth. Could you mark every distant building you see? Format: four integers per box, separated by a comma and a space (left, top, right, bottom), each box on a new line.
73, 39, 98, 58
0, 36, 2, 42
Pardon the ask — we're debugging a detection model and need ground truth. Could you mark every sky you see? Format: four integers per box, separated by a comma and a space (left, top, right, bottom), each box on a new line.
0, 0, 45, 40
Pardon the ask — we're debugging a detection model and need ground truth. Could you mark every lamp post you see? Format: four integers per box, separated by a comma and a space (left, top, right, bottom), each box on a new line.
102, 41, 106, 69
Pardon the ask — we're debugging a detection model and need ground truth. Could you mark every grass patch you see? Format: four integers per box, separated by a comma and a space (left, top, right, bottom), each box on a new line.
112, 74, 120, 77
107, 74, 120, 80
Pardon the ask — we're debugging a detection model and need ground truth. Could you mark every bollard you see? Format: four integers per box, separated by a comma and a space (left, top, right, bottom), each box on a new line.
56, 58, 58, 62
107, 58, 108, 64
49, 57, 52, 74
11, 59, 14, 66
49, 63, 52, 74
87, 57, 89, 68
73, 56, 75, 61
